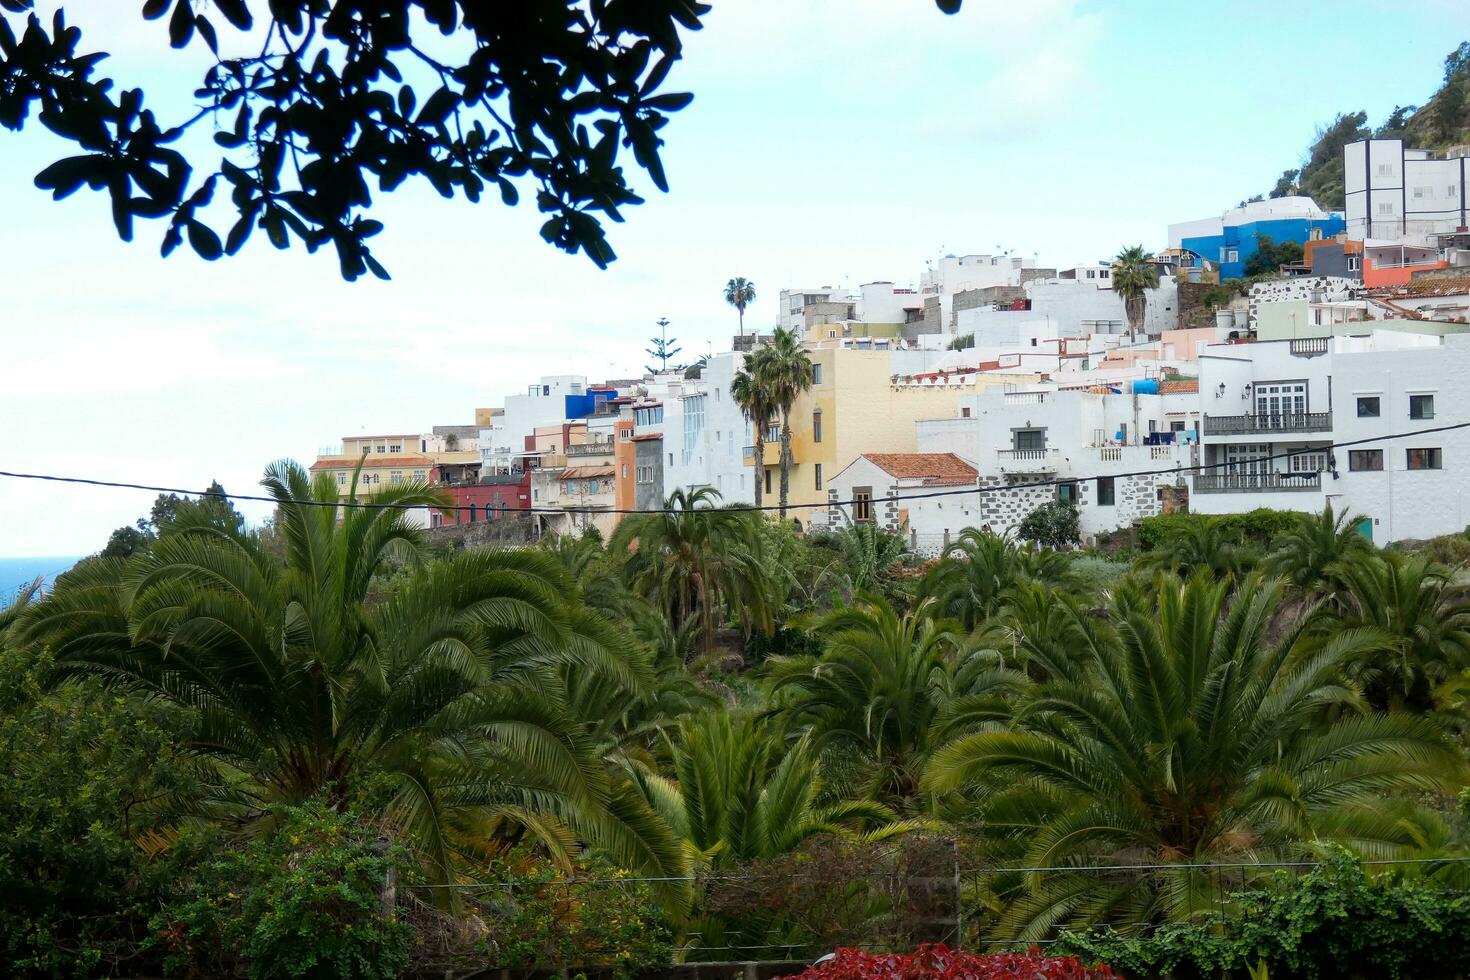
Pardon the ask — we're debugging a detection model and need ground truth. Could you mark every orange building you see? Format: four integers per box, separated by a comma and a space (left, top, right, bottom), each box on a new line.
613, 414, 636, 518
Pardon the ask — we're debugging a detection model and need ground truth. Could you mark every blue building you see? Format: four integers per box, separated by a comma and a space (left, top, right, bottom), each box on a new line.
1168, 197, 1345, 281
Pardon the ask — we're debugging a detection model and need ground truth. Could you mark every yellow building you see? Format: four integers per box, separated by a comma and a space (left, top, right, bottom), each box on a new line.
746, 348, 1038, 522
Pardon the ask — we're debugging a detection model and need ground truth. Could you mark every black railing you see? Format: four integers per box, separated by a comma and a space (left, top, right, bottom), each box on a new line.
1202, 412, 1331, 436
1194, 471, 1322, 493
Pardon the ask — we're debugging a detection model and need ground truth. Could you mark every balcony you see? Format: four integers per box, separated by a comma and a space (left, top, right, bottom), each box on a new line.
1202, 412, 1331, 436
566, 441, 615, 458
1194, 471, 1322, 494
997, 448, 1062, 473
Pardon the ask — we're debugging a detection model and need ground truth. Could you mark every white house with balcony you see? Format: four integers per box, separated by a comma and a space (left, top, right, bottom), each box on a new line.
913, 385, 1199, 539
659, 353, 755, 505
1193, 330, 1470, 541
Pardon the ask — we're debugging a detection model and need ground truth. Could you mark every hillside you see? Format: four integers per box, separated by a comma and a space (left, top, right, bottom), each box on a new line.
1263, 41, 1470, 210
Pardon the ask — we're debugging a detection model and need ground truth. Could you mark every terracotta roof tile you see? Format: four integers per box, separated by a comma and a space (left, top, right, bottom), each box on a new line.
861, 453, 977, 484
558, 466, 616, 479
1159, 379, 1200, 394
631, 433, 662, 441
311, 455, 435, 470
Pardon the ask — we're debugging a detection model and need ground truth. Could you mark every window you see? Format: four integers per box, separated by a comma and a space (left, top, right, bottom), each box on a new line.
619, 428, 632, 441
390, 444, 401, 453
1170, 420, 1186, 433
765, 422, 780, 442
961, 406, 971, 418
635, 405, 664, 426
468, 505, 477, 523
853, 488, 873, 523
361, 445, 370, 454
1407, 448, 1443, 470
1349, 449, 1384, 471
812, 364, 823, 385
1254, 381, 1307, 420
1409, 394, 1435, 420
1096, 476, 1115, 506
1289, 452, 1327, 474
812, 409, 823, 443
413, 470, 425, 480
1086, 270, 1096, 279
683, 395, 706, 453
389, 470, 403, 484
814, 463, 823, 490
1378, 163, 1392, 175
1226, 249, 1239, 264
336, 472, 347, 485
1348, 256, 1361, 271
764, 469, 772, 495
1379, 202, 1394, 216
1013, 428, 1045, 451
1057, 481, 1079, 504
371, 473, 380, 484
1100, 269, 1110, 279
621, 463, 628, 479
1414, 185, 1429, 199
668, 453, 673, 466
1356, 396, 1380, 418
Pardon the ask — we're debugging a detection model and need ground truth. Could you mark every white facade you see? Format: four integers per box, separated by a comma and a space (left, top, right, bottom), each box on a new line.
655, 353, 754, 505
858, 281, 922, 324
921, 253, 1039, 323
1193, 331, 1470, 542
1026, 276, 1179, 338
913, 387, 1198, 539
824, 454, 983, 555
480, 374, 589, 472
1345, 138, 1469, 244
779, 287, 853, 331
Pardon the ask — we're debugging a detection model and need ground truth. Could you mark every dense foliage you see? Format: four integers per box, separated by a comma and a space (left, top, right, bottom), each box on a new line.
1055, 851, 1470, 980
7, 470, 1470, 976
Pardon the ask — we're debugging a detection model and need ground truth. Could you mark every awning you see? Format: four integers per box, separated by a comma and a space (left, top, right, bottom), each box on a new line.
558, 466, 615, 480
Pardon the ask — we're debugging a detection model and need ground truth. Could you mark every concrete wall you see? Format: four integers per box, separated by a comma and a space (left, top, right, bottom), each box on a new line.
634, 437, 664, 511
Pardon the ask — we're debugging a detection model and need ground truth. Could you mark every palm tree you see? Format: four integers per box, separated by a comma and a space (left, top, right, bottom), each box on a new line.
768, 596, 1023, 807
1266, 502, 1371, 594
20, 461, 683, 890
724, 277, 757, 340
1333, 551, 1470, 713
758, 326, 814, 520
833, 523, 912, 594
925, 573, 1466, 940
1112, 245, 1159, 342
731, 349, 776, 509
609, 487, 772, 655
921, 529, 1075, 630
1136, 517, 1246, 580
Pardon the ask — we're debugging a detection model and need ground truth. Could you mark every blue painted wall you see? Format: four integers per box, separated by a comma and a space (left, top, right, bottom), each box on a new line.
563, 387, 618, 420
1181, 215, 1346, 280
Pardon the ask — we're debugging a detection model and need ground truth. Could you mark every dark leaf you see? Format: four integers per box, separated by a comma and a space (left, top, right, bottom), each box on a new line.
168, 0, 194, 48
212, 0, 252, 30
141, 0, 169, 19
186, 220, 223, 260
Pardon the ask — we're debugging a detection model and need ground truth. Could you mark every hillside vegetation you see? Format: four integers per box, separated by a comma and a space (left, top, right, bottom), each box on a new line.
1263, 41, 1470, 210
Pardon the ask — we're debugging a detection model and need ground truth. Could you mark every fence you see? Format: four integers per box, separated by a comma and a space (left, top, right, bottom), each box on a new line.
396, 845, 1470, 976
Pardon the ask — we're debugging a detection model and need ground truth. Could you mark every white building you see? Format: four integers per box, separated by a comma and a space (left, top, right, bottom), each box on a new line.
1193, 330, 1470, 542
479, 374, 591, 473
921, 253, 1041, 324
824, 453, 982, 554
779, 287, 854, 332
912, 385, 1198, 540
1026, 275, 1179, 338
1345, 138, 1470, 244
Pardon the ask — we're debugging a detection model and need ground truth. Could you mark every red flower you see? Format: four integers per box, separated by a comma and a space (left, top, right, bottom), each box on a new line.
775, 944, 1115, 980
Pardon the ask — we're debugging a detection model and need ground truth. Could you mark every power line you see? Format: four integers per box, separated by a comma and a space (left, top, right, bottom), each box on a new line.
0, 421, 1466, 517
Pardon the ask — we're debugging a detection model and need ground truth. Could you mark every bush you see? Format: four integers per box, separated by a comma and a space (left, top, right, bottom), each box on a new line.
0, 646, 192, 978
151, 801, 412, 980
1054, 850, 1470, 980
777, 944, 1115, 980
1136, 509, 1300, 551
471, 851, 674, 978
1018, 500, 1080, 550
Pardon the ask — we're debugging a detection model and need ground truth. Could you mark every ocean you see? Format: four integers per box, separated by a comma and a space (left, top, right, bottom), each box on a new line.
1, 556, 83, 603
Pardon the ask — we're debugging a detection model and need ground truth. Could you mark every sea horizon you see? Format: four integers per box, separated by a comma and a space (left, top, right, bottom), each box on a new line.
1, 555, 84, 602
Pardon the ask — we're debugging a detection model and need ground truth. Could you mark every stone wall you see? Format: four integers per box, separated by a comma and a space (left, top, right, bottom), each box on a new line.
424, 512, 537, 549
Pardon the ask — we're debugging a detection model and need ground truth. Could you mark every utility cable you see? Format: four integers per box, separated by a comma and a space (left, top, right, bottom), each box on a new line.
0, 421, 1465, 517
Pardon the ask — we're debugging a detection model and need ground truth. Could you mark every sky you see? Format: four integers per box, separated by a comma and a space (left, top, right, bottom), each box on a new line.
1, 0, 1466, 557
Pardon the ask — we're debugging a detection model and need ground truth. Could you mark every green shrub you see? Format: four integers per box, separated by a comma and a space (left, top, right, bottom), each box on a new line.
476, 851, 674, 978
1055, 850, 1470, 979
151, 801, 412, 980
1018, 500, 1080, 550
1137, 509, 1300, 552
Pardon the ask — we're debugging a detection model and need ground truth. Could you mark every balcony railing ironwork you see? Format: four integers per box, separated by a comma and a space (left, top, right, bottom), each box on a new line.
1202, 412, 1331, 436
1193, 471, 1322, 493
